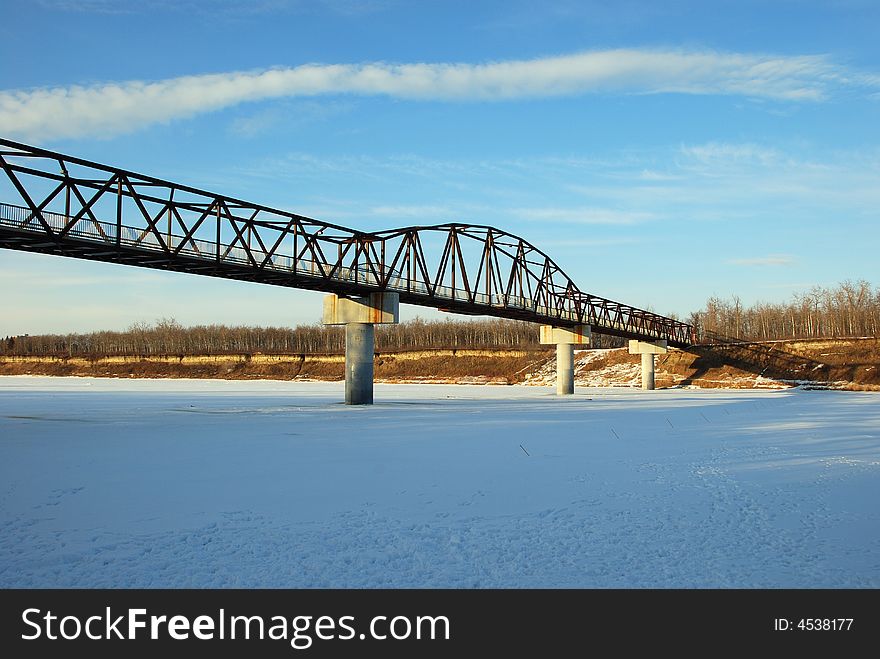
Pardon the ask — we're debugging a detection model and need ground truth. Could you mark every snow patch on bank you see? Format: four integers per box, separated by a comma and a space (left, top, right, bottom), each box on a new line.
522, 348, 643, 388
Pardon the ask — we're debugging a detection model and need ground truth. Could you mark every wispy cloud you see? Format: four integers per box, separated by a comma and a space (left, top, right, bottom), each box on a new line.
636, 169, 681, 181
35, 0, 393, 17
34, 0, 140, 14
536, 237, 642, 249
368, 205, 456, 220
364, 203, 653, 226
228, 100, 352, 137
229, 108, 284, 138
0, 269, 168, 286
568, 142, 880, 221
2, 48, 876, 140
233, 142, 880, 234
727, 255, 796, 267
510, 206, 654, 225
680, 142, 781, 166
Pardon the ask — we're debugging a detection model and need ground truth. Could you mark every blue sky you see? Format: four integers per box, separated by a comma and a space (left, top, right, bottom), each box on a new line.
1, 0, 878, 335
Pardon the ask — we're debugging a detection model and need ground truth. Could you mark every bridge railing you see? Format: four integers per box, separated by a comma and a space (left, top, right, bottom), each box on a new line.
0, 202, 560, 310
0, 136, 694, 346
2, 201, 657, 328
0, 203, 688, 337
0, 201, 690, 343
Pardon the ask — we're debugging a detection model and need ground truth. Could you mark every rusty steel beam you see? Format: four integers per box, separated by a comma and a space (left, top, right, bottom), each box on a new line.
0, 138, 694, 346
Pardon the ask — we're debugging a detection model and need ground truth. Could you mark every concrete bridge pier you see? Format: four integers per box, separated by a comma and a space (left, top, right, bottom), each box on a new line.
323, 292, 399, 404
628, 340, 668, 390
539, 325, 591, 395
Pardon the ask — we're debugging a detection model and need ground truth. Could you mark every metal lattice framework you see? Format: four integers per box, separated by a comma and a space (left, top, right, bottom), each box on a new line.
0, 138, 693, 346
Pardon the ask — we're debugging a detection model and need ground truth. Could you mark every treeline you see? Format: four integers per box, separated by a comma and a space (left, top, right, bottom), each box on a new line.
692, 280, 879, 341
4, 280, 876, 357
2, 317, 620, 358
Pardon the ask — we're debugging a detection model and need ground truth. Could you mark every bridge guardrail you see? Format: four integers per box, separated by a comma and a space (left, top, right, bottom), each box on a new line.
0, 137, 694, 346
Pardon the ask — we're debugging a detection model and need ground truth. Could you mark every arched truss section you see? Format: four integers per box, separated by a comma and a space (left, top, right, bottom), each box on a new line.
0, 138, 692, 346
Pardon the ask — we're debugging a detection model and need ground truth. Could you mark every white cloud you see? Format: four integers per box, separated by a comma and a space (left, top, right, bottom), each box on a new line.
727, 255, 796, 267
0, 269, 168, 287
536, 237, 642, 248
369, 205, 455, 219
35, 0, 392, 16
228, 100, 352, 137
232, 143, 880, 234
2, 48, 875, 140
229, 108, 284, 138
511, 206, 654, 225
680, 142, 781, 166
636, 169, 681, 181
367, 203, 652, 225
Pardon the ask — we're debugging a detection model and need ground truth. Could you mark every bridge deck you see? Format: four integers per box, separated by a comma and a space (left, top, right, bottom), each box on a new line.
0, 139, 693, 347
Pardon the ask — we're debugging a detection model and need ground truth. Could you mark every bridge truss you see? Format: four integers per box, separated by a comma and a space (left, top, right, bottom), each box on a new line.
0, 138, 693, 346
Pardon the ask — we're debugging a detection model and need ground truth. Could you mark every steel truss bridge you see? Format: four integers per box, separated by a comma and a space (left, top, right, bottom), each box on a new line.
0, 138, 693, 347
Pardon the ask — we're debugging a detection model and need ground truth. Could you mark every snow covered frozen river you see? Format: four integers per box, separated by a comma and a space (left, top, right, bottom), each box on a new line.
1, 376, 878, 588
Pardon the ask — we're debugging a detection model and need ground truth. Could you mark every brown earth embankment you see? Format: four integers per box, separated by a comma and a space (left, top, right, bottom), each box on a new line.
1, 338, 878, 390
565, 337, 880, 390
660, 337, 880, 390
0, 349, 551, 385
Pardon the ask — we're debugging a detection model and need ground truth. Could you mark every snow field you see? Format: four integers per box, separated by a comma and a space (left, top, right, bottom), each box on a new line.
1, 377, 878, 587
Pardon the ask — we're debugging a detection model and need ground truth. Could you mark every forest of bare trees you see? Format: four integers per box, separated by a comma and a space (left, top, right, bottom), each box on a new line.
1, 317, 590, 357
3, 281, 877, 357
690, 280, 879, 341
